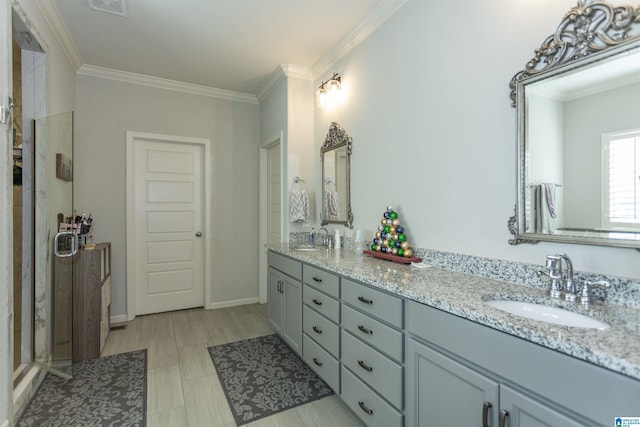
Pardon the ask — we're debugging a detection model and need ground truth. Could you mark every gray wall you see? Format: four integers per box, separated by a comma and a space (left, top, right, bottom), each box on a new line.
312, 0, 639, 279
74, 75, 260, 317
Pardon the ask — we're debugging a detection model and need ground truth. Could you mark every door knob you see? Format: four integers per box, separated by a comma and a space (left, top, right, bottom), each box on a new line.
195, 231, 202, 237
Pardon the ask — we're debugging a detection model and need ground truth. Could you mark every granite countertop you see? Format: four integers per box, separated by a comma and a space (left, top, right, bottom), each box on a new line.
270, 243, 640, 381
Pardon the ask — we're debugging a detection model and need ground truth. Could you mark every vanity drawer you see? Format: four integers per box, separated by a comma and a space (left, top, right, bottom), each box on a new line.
341, 367, 403, 427
268, 251, 302, 280
341, 305, 403, 362
342, 279, 403, 328
303, 334, 340, 393
303, 264, 340, 298
303, 305, 340, 356
341, 330, 403, 409
303, 284, 339, 321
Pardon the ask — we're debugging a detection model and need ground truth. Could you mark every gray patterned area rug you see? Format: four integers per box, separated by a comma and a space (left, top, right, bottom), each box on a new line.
17, 350, 147, 427
208, 334, 333, 426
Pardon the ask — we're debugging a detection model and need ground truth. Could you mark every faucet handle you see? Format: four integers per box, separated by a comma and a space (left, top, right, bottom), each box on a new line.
579, 280, 611, 307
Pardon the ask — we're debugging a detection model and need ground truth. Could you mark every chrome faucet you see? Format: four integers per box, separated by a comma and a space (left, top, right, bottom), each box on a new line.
316, 227, 330, 246
557, 253, 578, 302
579, 280, 611, 307
538, 253, 611, 305
538, 254, 564, 298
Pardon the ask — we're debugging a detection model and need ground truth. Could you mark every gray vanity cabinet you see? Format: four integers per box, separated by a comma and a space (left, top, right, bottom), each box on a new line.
406, 300, 638, 426
407, 337, 499, 426
406, 338, 584, 427
301, 264, 341, 393
499, 385, 585, 427
267, 252, 302, 355
340, 278, 404, 427
269, 249, 640, 427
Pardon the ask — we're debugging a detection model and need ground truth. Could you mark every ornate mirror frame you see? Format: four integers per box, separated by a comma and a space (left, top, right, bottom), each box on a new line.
321, 122, 354, 229
508, 0, 640, 249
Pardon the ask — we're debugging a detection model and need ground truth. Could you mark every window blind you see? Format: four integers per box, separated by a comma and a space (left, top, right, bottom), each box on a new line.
606, 132, 640, 227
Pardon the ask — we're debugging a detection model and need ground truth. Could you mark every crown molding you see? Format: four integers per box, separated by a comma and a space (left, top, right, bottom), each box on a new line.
78, 65, 259, 104
256, 1, 406, 100
256, 65, 287, 102
311, 0, 407, 78
33, 0, 83, 71
256, 64, 313, 102
281, 64, 313, 81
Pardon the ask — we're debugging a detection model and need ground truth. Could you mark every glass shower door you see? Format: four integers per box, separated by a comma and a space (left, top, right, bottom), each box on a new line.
34, 111, 74, 377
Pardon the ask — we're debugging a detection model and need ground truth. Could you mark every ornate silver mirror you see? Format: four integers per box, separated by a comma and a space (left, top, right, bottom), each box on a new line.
321, 122, 353, 228
509, 0, 640, 248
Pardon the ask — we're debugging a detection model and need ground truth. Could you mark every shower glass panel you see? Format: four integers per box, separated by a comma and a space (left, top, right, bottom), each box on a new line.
34, 111, 74, 377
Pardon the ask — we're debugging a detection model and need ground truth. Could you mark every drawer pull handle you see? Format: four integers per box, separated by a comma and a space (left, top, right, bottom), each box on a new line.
312, 357, 323, 367
357, 360, 373, 372
499, 409, 509, 427
358, 401, 373, 416
312, 326, 323, 334
357, 296, 373, 305
312, 298, 322, 306
357, 324, 373, 335
482, 402, 492, 427
312, 276, 322, 282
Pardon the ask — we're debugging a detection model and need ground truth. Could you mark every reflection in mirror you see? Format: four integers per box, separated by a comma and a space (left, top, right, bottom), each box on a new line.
509, 0, 640, 248
35, 111, 74, 377
321, 122, 353, 228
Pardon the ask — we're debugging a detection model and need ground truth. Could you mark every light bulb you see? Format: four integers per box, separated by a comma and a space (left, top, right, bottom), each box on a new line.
316, 86, 327, 108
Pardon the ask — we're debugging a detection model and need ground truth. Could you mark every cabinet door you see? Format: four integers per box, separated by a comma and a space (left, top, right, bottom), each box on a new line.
282, 276, 302, 355
500, 385, 585, 427
267, 268, 283, 334
407, 338, 499, 427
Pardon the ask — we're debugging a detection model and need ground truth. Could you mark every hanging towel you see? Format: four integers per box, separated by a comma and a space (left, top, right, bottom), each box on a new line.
323, 190, 339, 220
542, 182, 557, 219
534, 183, 556, 234
289, 188, 309, 223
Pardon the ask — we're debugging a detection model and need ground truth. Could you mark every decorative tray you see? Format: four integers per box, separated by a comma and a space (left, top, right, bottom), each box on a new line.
363, 250, 422, 264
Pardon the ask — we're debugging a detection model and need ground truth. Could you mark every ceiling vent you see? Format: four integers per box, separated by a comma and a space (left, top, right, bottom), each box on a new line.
88, 0, 128, 17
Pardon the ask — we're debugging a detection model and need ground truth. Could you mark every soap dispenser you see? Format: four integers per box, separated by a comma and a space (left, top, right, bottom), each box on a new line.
354, 229, 363, 253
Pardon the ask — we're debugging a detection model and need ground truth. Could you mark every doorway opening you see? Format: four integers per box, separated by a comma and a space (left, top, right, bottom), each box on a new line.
12, 8, 45, 385
258, 132, 283, 304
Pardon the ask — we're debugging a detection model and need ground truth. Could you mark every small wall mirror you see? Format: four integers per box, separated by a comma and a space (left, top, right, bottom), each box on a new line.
509, 0, 640, 249
321, 122, 353, 228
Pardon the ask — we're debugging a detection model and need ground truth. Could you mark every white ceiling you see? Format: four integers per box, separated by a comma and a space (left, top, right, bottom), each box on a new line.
45, 0, 406, 97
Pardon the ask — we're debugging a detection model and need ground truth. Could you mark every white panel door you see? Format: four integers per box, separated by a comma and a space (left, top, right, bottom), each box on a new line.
134, 139, 204, 315
268, 143, 281, 244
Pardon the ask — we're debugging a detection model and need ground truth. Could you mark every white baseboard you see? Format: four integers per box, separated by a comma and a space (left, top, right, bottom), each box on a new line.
13, 364, 46, 424
206, 297, 260, 310
110, 298, 262, 323
110, 314, 129, 325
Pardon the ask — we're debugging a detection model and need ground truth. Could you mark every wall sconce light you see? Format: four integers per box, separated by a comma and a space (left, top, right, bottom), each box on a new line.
316, 73, 342, 109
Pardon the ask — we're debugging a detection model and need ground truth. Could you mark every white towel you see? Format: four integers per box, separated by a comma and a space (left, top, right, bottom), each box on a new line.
323, 190, 339, 220
289, 189, 309, 223
534, 184, 556, 234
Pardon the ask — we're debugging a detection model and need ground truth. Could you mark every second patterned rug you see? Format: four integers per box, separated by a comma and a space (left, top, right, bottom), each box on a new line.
207, 334, 333, 425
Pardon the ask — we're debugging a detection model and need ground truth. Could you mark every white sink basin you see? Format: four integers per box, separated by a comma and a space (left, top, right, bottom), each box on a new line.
293, 244, 321, 252
486, 300, 610, 330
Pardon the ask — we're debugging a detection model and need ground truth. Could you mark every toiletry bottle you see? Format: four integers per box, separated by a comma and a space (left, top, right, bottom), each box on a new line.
334, 229, 341, 249
354, 229, 363, 253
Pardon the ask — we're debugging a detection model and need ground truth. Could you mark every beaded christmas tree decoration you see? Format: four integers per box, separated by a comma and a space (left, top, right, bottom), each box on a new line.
363, 206, 422, 264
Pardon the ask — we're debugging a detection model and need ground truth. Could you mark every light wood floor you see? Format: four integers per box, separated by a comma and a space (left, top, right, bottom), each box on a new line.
102, 303, 364, 427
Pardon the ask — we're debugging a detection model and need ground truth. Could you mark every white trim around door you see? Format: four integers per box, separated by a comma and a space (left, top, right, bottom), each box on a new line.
258, 131, 284, 304
126, 131, 212, 321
